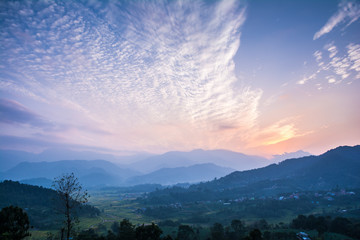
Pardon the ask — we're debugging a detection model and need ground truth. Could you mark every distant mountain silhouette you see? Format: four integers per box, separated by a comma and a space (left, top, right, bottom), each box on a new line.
126, 163, 235, 185
20, 177, 53, 188
0, 149, 37, 171
1, 160, 235, 187
0, 148, 152, 171
145, 145, 360, 203
129, 149, 269, 173
0, 147, 319, 188
0, 148, 271, 174
0, 160, 141, 187
271, 150, 311, 163
37, 148, 153, 165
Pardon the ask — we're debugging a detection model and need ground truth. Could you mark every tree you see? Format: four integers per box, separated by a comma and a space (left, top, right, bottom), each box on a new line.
210, 223, 224, 240
0, 206, 31, 240
231, 219, 245, 239
106, 230, 117, 240
118, 219, 135, 240
53, 173, 89, 240
291, 215, 307, 229
76, 228, 104, 240
111, 221, 120, 234
314, 216, 327, 237
330, 217, 351, 235
177, 225, 196, 240
135, 223, 162, 240
249, 229, 262, 240
162, 235, 173, 240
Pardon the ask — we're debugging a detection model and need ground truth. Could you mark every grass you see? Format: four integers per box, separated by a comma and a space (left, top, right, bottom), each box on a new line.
88, 189, 156, 225
28, 230, 51, 240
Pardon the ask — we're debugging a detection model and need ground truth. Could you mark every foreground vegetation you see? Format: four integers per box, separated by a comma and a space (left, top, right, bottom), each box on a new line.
0, 180, 99, 230
2, 179, 360, 239
37, 214, 360, 240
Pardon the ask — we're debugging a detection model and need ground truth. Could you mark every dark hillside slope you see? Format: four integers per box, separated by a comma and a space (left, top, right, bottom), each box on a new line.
0, 180, 99, 229
145, 145, 360, 203
208, 145, 360, 190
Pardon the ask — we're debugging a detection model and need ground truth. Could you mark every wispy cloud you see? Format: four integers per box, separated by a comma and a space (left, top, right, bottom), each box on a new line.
313, 0, 360, 40
0, 0, 262, 151
248, 118, 311, 147
347, 43, 360, 79
0, 134, 119, 154
0, 98, 53, 128
297, 42, 360, 86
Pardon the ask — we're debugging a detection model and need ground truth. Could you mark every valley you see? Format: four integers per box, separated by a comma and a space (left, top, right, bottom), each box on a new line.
1, 145, 360, 239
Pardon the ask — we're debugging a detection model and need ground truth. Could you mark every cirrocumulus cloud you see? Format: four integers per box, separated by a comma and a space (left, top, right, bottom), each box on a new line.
0, 0, 262, 152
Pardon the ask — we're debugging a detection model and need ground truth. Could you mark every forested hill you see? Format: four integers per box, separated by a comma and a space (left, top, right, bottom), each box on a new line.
0, 180, 100, 229
209, 145, 360, 189
144, 145, 360, 203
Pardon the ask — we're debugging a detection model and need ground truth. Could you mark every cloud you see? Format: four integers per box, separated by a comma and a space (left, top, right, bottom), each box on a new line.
347, 43, 360, 79
297, 42, 360, 85
248, 118, 311, 147
0, 0, 262, 151
327, 76, 336, 83
297, 73, 317, 85
326, 44, 338, 58
313, 0, 360, 40
0, 98, 53, 128
0, 134, 121, 154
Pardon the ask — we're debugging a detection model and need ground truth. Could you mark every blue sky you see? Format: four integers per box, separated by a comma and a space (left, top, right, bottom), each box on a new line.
0, 0, 359, 157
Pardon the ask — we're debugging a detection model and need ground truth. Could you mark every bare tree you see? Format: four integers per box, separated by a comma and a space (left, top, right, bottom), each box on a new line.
53, 173, 88, 240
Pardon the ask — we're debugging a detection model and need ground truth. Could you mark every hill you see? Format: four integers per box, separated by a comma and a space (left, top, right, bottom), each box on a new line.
1, 160, 234, 187
213, 145, 360, 190
126, 163, 235, 185
0, 180, 99, 229
144, 145, 360, 203
0, 148, 153, 171
0, 160, 140, 187
129, 149, 269, 173
0, 148, 313, 187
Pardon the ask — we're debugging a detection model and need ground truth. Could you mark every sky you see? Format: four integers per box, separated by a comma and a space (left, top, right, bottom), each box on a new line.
0, 0, 359, 158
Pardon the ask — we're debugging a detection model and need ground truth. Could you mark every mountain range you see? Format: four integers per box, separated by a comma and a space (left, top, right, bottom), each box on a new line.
126, 163, 234, 185
0, 148, 152, 171
128, 149, 273, 173
0, 160, 236, 187
213, 145, 360, 191
0, 147, 312, 187
0, 160, 139, 187
144, 145, 360, 203
0, 148, 311, 172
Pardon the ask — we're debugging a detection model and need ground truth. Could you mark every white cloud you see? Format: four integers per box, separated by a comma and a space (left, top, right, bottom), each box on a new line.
347, 43, 360, 79
297, 73, 316, 85
326, 44, 338, 58
0, 0, 262, 151
314, 0, 360, 40
313, 50, 323, 62
297, 42, 360, 85
326, 76, 337, 84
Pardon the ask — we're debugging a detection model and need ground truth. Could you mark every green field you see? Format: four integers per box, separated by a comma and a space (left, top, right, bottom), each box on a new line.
24, 187, 360, 240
